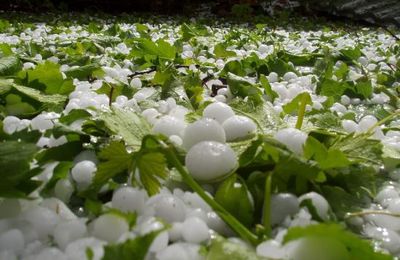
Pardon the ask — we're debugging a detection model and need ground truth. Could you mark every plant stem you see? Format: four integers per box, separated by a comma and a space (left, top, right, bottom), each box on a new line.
345, 210, 400, 219
163, 145, 259, 246
262, 172, 272, 237
295, 94, 307, 129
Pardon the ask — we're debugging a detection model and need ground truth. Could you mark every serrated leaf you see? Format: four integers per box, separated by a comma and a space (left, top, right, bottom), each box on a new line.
135, 152, 168, 196
282, 92, 312, 115
91, 141, 132, 191
98, 108, 151, 148
214, 43, 236, 58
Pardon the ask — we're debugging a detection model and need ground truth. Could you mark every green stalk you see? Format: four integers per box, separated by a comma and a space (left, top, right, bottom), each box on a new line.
163, 145, 259, 246
295, 94, 307, 130
262, 172, 272, 237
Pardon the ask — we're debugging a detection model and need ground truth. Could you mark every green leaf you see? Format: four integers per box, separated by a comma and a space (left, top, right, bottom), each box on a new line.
19, 61, 74, 95
283, 224, 392, 260
102, 231, 162, 260
12, 83, 67, 104
207, 237, 266, 260
354, 78, 373, 99
214, 43, 236, 58
59, 109, 92, 125
0, 55, 20, 76
227, 73, 263, 105
98, 108, 151, 148
0, 141, 41, 198
340, 47, 362, 62
282, 92, 312, 115
318, 78, 350, 101
133, 39, 176, 61
134, 152, 168, 196
64, 63, 101, 80
90, 142, 132, 192
41, 161, 73, 196
259, 74, 278, 101
215, 174, 254, 227
36, 141, 83, 164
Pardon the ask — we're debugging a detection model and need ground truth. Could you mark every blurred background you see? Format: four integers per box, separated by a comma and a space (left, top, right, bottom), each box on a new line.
0, 0, 399, 27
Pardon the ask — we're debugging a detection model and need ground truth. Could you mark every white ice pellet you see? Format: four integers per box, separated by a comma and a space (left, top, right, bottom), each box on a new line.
145, 194, 186, 223
0, 229, 24, 253
268, 72, 279, 83
274, 128, 307, 155
169, 135, 183, 146
30, 113, 57, 131
112, 186, 147, 214
41, 198, 77, 220
53, 219, 87, 250
152, 115, 186, 137
71, 160, 97, 189
92, 214, 129, 242
270, 193, 300, 226
358, 115, 378, 132
202, 102, 235, 124
182, 118, 226, 150
342, 120, 359, 133
2, 116, 20, 134
364, 225, 400, 254
256, 240, 286, 259
65, 237, 105, 260
185, 141, 237, 182
222, 115, 257, 141
340, 95, 351, 106
298, 192, 330, 221
375, 185, 399, 204
22, 206, 59, 240
181, 217, 209, 243
54, 179, 74, 203
283, 72, 297, 82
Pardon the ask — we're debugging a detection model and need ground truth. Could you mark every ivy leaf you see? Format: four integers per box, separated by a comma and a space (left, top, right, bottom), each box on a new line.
102, 230, 163, 260
98, 108, 151, 149
283, 224, 392, 260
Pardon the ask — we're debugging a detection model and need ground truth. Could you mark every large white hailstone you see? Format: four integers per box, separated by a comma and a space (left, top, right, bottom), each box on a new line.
364, 225, 400, 254
375, 185, 399, 205
142, 108, 160, 125
30, 113, 58, 131
268, 72, 279, 83
41, 198, 77, 220
365, 214, 400, 232
256, 240, 286, 259
270, 193, 300, 225
53, 219, 87, 250
145, 194, 186, 223
387, 198, 400, 213
183, 192, 212, 212
139, 218, 169, 253
2, 116, 20, 134
274, 128, 307, 155
358, 115, 378, 132
168, 222, 183, 242
182, 118, 226, 150
71, 160, 97, 189
222, 115, 257, 141
23, 206, 59, 239
111, 186, 147, 214
206, 211, 232, 236
0, 229, 24, 253
92, 214, 129, 242
156, 243, 203, 260
73, 150, 98, 165
34, 248, 68, 260
186, 208, 208, 222
54, 179, 74, 203
185, 141, 237, 182
283, 72, 297, 82
152, 115, 186, 137
342, 120, 359, 133
65, 237, 105, 260
169, 106, 189, 121
181, 217, 209, 243
202, 102, 235, 124
298, 192, 330, 221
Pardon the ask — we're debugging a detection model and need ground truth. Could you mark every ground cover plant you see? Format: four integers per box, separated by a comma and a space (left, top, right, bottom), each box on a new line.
0, 8, 400, 260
